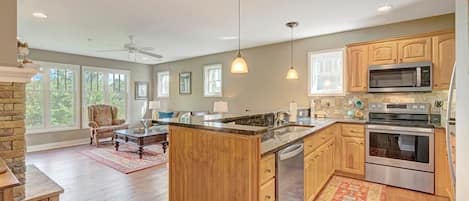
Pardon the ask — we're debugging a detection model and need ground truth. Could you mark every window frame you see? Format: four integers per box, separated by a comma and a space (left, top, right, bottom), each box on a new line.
26, 61, 81, 134
307, 48, 346, 96
203, 64, 223, 97
157, 71, 170, 98
82, 66, 131, 128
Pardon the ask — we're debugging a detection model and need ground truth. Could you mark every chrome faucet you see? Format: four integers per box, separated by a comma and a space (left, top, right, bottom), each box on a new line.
274, 111, 290, 126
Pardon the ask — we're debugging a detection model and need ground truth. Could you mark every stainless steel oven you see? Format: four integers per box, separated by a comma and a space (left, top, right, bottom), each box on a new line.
368, 62, 432, 92
365, 103, 435, 193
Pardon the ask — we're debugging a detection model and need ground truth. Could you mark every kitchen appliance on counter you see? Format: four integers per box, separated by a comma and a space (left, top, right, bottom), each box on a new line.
368, 62, 432, 92
277, 142, 304, 201
366, 103, 435, 193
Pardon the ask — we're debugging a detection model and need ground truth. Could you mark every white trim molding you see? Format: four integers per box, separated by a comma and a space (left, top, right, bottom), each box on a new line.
0, 66, 39, 83
26, 138, 89, 152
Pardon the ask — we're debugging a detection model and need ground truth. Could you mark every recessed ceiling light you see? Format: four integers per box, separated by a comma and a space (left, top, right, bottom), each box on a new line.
219, 36, 238, 40
32, 12, 48, 19
377, 5, 393, 12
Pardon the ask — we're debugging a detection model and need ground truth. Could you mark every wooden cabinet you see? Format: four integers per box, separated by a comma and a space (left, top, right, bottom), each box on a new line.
432, 33, 455, 90
259, 178, 275, 201
369, 42, 398, 65
341, 137, 365, 175
435, 128, 455, 199
347, 45, 369, 92
338, 124, 365, 176
398, 37, 432, 63
260, 154, 276, 201
304, 126, 336, 201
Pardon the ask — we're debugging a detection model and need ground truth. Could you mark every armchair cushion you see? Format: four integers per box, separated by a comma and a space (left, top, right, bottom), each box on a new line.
94, 124, 129, 134
93, 106, 113, 126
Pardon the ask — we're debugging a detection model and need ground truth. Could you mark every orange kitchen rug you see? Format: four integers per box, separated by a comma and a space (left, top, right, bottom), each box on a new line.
81, 144, 168, 174
315, 176, 386, 201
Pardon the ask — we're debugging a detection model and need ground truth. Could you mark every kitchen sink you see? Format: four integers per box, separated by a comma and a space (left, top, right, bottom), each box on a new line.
273, 125, 314, 134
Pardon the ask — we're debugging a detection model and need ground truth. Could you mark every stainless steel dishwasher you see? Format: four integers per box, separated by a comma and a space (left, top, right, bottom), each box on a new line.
277, 142, 304, 201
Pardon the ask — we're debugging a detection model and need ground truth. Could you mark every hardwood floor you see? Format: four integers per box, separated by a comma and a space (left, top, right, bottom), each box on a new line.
26, 145, 168, 201
27, 145, 447, 201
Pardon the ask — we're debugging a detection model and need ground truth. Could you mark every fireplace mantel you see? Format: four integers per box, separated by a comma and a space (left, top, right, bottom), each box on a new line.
0, 66, 39, 83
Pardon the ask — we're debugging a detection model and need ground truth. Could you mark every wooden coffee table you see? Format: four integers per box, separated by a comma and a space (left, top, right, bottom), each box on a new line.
114, 126, 169, 159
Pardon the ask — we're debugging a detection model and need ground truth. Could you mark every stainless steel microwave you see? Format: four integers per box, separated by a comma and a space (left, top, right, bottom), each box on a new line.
368, 62, 432, 92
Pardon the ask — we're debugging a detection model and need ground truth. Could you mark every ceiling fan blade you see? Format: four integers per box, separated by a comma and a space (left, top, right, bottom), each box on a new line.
97, 49, 128, 52
138, 50, 163, 59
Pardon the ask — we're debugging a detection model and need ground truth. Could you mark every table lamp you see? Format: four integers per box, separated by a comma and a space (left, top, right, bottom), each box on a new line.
213, 101, 228, 114
149, 101, 161, 119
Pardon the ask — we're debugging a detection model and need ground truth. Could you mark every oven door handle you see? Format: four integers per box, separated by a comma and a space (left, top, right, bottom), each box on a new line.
416, 67, 422, 87
366, 124, 433, 134
278, 144, 304, 161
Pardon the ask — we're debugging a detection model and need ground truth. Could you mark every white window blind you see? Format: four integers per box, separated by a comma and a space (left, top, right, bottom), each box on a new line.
308, 49, 345, 96
204, 64, 222, 97
157, 71, 170, 97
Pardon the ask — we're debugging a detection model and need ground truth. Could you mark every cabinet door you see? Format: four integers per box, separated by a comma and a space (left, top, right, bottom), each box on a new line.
341, 137, 365, 175
369, 42, 398, 65
347, 45, 369, 92
304, 151, 320, 201
432, 33, 455, 90
398, 37, 432, 63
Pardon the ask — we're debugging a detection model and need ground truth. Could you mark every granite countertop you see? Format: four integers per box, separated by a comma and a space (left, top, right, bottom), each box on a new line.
155, 113, 366, 155
260, 118, 366, 155
25, 165, 64, 201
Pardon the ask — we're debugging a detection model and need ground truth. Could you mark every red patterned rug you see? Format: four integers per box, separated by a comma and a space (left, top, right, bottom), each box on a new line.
315, 176, 386, 201
81, 144, 168, 174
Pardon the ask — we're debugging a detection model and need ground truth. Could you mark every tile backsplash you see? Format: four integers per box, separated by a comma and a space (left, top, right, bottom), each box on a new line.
311, 91, 449, 120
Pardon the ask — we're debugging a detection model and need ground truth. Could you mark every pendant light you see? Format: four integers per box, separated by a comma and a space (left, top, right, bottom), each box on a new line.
286, 22, 299, 80
231, 0, 248, 73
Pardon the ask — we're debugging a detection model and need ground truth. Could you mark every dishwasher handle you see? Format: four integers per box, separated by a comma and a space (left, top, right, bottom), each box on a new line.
278, 143, 304, 161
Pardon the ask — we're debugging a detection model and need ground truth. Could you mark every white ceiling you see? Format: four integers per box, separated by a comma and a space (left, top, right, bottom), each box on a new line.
18, 0, 454, 65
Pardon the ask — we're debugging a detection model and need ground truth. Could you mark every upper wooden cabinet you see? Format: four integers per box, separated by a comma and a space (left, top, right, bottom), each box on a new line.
368, 42, 398, 65
432, 33, 455, 90
347, 45, 369, 92
398, 37, 432, 63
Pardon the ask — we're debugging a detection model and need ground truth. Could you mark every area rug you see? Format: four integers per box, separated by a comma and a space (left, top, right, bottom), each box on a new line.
315, 176, 386, 201
81, 144, 168, 174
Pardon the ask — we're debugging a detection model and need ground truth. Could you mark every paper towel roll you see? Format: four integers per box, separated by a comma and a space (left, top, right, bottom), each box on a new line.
289, 102, 297, 122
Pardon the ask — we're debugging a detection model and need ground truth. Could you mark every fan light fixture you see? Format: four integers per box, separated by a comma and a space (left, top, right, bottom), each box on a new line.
32, 12, 48, 19
231, 0, 248, 74
377, 4, 393, 12
286, 22, 299, 80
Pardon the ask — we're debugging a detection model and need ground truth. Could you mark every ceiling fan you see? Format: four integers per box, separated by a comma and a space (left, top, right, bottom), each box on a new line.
97, 35, 163, 62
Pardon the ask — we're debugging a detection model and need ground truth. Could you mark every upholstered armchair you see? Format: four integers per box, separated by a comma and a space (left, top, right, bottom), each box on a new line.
88, 104, 128, 147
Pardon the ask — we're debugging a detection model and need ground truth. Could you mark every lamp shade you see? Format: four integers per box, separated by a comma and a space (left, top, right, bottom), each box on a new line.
286, 67, 299, 80
213, 101, 229, 113
149, 101, 161, 110
231, 55, 248, 73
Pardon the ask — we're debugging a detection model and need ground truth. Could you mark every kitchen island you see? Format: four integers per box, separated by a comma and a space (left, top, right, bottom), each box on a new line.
156, 113, 366, 201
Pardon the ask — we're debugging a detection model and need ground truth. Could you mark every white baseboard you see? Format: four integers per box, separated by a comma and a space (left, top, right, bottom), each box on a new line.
27, 138, 90, 153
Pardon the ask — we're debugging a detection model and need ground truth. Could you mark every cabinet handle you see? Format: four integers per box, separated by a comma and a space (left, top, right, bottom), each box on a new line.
360, 142, 364, 145
264, 169, 271, 173
393, 58, 397, 63
265, 195, 272, 200
400, 58, 403, 63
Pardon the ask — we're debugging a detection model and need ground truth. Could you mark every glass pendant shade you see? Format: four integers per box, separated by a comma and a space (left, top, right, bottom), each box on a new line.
231, 54, 248, 73
286, 66, 299, 80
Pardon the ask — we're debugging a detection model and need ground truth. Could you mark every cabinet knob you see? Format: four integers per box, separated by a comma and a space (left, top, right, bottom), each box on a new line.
400, 58, 403, 63
393, 58, 397, 63
264, 169, 271, 173
265, 195, 272, 200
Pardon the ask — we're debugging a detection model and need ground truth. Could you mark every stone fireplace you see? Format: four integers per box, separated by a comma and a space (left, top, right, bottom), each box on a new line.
0, 67, 38, 201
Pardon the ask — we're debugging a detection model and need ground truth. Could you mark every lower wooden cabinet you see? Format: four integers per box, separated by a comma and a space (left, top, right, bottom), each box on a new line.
260, 154, 276, 201
304, 138, 335, 201
259, 178, 276, 201
340, 136, 365, 176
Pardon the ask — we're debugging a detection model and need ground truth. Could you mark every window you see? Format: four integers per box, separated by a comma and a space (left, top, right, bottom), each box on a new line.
83, 67, 130, 125
25, 62, 80, 133
308, 49, 345, 96
204, 64, 222, 97
157, 71, 170, 97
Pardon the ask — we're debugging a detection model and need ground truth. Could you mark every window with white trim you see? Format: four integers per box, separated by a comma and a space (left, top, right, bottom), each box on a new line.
157, 71, 170, 97
82, 67, 130, 126
204, 64, 222, 97
308, 49, 345, 96
25, 62, 80, 133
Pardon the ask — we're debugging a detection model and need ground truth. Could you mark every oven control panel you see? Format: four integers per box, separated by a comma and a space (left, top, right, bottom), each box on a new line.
369, 103, 430, 114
